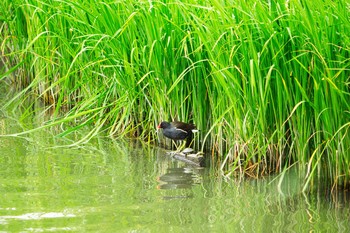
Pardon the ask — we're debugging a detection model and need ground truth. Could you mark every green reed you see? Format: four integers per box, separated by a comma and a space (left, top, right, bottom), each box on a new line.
1, 0, 349, 189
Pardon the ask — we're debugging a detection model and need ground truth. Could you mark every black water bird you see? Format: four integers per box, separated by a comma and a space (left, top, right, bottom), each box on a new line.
157, 121, 198, 147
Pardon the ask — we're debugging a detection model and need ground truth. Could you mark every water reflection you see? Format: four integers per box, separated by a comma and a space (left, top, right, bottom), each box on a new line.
158, 166, 204, 190
0, 212, 75, 221
154, 148, 205, 200
1, 106, 350, 232
157, 167, 195, 190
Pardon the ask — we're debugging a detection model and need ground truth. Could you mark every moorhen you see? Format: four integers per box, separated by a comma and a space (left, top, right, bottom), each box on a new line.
157, 121, 198, 147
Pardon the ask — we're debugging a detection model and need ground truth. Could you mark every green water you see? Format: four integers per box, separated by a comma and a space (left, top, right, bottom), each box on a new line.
0, 109, 349, 232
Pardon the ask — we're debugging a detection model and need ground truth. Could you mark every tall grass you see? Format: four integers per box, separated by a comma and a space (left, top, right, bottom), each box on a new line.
1, 0, 349, 190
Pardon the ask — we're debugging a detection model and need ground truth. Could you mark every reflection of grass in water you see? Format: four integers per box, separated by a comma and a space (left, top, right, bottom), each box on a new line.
1, 0, 350, 189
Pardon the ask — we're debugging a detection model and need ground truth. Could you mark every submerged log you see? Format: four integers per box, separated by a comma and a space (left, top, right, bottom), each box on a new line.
166, 149, 205, 167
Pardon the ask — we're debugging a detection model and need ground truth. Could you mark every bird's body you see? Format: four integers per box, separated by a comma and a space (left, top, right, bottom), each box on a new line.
157, 121, 198, 147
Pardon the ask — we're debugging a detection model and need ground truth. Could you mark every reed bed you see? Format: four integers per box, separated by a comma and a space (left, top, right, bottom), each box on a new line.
1, 0, 349, 190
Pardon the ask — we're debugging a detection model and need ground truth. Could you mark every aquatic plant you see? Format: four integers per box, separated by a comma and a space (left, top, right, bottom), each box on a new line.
1, 0, 349, 190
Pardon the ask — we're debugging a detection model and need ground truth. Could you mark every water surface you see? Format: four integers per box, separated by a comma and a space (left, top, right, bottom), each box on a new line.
0, 108, 349, 232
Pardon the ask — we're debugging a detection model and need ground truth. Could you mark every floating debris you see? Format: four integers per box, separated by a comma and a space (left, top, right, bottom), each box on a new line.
166, 148, 205, 167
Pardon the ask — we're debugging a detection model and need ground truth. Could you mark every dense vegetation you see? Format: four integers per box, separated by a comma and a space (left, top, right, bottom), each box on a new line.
1, 0, 349, 190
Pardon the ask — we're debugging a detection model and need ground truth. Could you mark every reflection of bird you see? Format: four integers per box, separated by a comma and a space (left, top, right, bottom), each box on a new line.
156, 167, 195, 191
157, 121, 198, 147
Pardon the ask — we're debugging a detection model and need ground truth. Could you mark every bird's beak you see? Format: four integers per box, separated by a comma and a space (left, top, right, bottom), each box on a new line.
157, 124, 161, 129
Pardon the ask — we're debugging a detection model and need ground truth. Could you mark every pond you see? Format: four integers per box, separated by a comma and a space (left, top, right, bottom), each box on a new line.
0, 103, 349, 232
